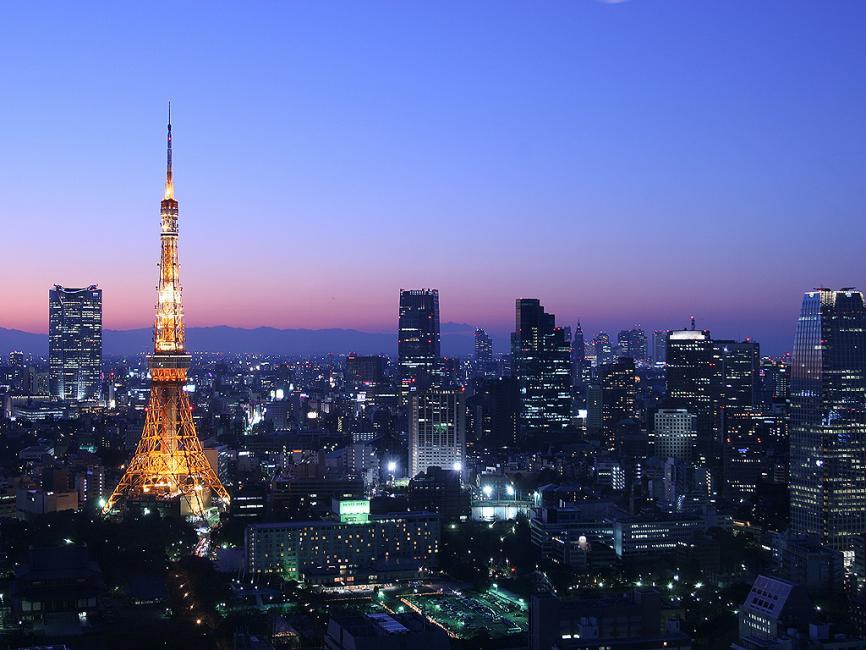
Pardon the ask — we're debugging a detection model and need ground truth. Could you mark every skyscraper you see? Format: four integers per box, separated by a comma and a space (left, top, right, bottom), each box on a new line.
789, 288, 866, 551
714, 339, 760, 410
652, 408, 697, 463
666, 329, 716, 463
512, 299, 572, 437
103, 110, 229, 516
572, 321, 585, 370
408, 386, 465, 479
593, 331, 614, 366
48, 285, 102, 402
346, 353, 388, 386
713, 339, 760, 439
590, 357, 638, 451
617, 327, 648, 361
652, 330, 669, 364
474, 327, 495, 378
475, 328, 493, 362
466, 377, 519, 448
722, 409, 769, 501
571, 322, 591, 399
759, 356, 790, 405
398, 289, 441, 399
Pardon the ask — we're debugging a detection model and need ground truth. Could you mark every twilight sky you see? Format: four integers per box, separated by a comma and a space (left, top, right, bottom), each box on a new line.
2, 2, 865, 354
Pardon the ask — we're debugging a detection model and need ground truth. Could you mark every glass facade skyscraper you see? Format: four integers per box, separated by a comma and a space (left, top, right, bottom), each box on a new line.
571, 321, 591, 401
722, 409, 769, 501
48, 284, 102, 402
617, 327, 648, 361
593, 331, 614, 367
652, 330, 669, 364
714, 339, 760, 410
474, 328, 493, 362
474, 327, 495, 378
666, 329, 715, 463
789, 288, 866, 551
466, 377, 519, 448
713, 339, 761, 444
594, 357, 638, 451
398, 289, 441, 399
572, 321, 585, 370
512, 298, 572, 437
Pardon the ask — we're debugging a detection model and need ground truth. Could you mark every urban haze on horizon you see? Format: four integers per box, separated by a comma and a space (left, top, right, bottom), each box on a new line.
2, 4, 866, 650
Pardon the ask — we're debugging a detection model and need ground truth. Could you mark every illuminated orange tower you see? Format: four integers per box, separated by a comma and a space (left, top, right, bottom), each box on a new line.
103, 108, 230, 516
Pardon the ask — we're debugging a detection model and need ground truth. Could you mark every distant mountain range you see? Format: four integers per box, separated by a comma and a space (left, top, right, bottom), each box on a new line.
0, 322, 505, 358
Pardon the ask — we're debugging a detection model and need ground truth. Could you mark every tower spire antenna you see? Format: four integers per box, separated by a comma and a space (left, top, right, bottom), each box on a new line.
165, 101, 174, 200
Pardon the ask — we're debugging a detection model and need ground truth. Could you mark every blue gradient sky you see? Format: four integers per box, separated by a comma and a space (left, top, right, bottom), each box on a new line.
2, 2, 865, 353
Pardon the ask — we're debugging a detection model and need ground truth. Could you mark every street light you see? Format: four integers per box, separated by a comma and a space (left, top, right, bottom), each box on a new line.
506, 484, 515, 497
482, 485, 493, 498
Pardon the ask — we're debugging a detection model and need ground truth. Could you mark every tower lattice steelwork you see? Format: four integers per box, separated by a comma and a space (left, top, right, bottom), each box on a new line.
103, 108, 230, 516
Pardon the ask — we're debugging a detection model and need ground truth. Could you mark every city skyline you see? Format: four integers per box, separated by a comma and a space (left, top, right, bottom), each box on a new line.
5, 5, 866, 648
3, 3, 866, 354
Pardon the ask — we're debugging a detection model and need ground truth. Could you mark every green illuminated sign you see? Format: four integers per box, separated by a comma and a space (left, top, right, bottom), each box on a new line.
339, 499, 370, 524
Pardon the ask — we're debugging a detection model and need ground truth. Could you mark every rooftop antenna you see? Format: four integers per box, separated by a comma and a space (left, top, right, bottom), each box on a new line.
164, 101, 174, 200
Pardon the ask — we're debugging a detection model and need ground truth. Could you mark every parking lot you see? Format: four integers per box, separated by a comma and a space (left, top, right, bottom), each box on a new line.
401, 590, 527, 639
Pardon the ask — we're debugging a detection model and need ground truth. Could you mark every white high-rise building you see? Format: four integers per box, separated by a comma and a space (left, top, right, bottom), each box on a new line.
409, 387, 465, 479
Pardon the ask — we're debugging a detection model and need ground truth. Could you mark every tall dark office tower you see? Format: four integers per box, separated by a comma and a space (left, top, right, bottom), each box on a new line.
714, 340, 760, 410
722, 409, 769, 501
571, 321, 591, 399
714, 339, 760, 440
467, 377, 520, 448
345, 353, 392, 409
634, 328, 648, 361
512, 299, 572, 437
473, 327, 499, 378
594, 331, 614, 366
618, 327, 648, 361
475, 328, 493, 362
346, 354, 388, 386
759, 357, 790, 405
594, 357, 638, 450
652, 330, 669, 364
617, 330, 629, 357
572, 322, 585, 368
398, 289, 441, 399
790, 288, 866, 551
474, 327, 495, 379
561, 325, 572, 343
48, 285, 102, 402
666, 329, 716, 462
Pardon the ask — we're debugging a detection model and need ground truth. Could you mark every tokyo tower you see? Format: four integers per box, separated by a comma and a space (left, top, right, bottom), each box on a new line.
103, 108, 230, 516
